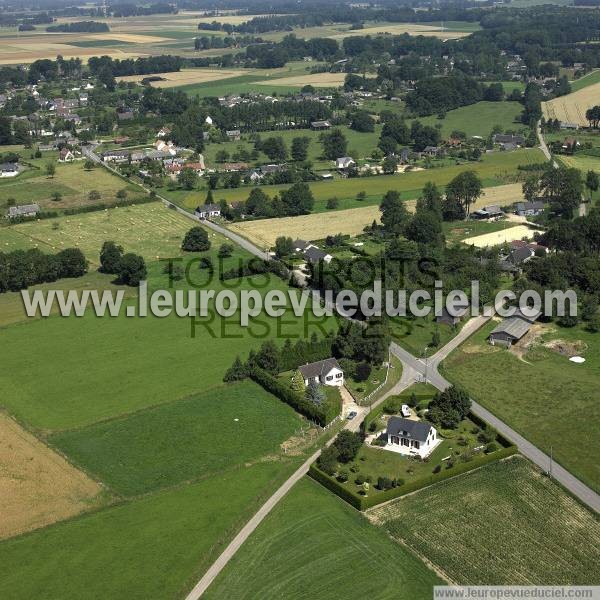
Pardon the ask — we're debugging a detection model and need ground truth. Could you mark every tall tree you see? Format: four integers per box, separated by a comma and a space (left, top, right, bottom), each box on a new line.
445, 171, 482, 218
380, 190, 410, 235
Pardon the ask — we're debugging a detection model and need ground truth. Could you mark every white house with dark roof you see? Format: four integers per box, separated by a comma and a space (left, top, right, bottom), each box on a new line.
385, 417, 439, 458
298, 358, 344, 387
195, 204, 221, 219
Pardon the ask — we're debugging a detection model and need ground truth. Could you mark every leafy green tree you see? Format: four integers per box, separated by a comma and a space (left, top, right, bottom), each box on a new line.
585, 170, 599, 201
333, 430, 362, 463
255, 340, 280, 374
320, 128, 347, 160
274, 236, 294, 258
380, 190, 409, 234
280, 182, 314, 216
382, 155, 398, 174
84, 159, 95, 170
182, 227, 211, 252
290, 369, 305, 392
291, 136, 310, 161
117, 253, 147, 286
445, 171, 482, 218
45, 161, 55, 178
50, 191, 62, 202
99, 241, 123, 274
178, 167, 198, 190
318, 445, 339, 475
260, 136, 287, 161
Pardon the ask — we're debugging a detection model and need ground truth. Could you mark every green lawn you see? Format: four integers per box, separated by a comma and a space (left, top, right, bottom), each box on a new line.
203, 477, 441, 600
371, 456, 600, 585
0, 461, 302, 600
50, 381, 302, 496
411, 101, 524, 138
391, 312, 461, 356
442, 321, 600, 492
569, 69, 600, 92
443, 219, 511, 245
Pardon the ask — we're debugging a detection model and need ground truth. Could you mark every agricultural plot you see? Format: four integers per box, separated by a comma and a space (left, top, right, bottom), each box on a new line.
192, 149, 545, 210
203, 477, 441, 600
255, 72, 350, 88
4, 202, 191, 263
461, 224, 536, 247
0, 413, 102, 541
116, 68, 247, 88
413, 101, 524, 138
329, 22, 472, 40
570, 69, 600, 92
443, 321, 600, 492
0, 157, 145, 212
369, 457, 600, 584
542, 82, 600, 127
226, 183, 527, 249
0, 461, 300, 600
50, 381, 302, 497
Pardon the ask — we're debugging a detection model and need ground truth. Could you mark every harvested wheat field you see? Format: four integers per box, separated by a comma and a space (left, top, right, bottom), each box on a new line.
462, 224, 537, 247
332, 23, 470, 39
0, 45, 145, 65
542, 82, 600, 126
479, 182, 524, 206
116, 68, 246, 87
0, 413, 102, 540
229, 205, 382, 247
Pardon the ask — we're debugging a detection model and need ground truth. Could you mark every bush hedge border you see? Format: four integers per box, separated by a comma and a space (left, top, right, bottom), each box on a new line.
309, 420, 518, 511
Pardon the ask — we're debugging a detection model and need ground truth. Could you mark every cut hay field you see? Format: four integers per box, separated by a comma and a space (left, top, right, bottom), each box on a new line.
226, 183, 526, 248
461, 224, 536, 247
229, 205, 382, 247
369, 457, 600, 585
559, 153, 600, 172
542, 82, 600, 126
442, 322, 600, 492
329, 22, 471, 40
0, 157, 145, 211
3, 202, 190, 263
116, 68, 247, 87
50, 381, 302, 497
0, 413, 103, 541
203, 477, 441, 600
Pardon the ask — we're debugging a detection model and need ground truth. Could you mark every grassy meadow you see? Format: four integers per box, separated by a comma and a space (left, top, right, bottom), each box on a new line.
370, 457, 600, 584
50, 381, 302, 496
203, 477, 441, 600
442, 321, 600, 492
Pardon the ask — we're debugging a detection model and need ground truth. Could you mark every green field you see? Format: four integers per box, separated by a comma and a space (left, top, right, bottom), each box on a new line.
0, 155, 145, 212
570, 69, 600, 92
1, 202, 195, 263
442, 321, 600, 492
391, 313, 461, 356
0, 461, 302, 600
370, 456, 600, 584
50, 381, 302, 496
413, 101, 524, 138
170, 148, 545, 211
203, 477, 441, 600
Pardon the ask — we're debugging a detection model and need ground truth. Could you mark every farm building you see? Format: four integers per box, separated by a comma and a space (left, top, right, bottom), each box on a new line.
385, 417, 439, 458
488, 308, 541, 346
311, 120, 331, 130
298, 358, 344, 387
226, 130, 241, 141
515, 201, 544, 217
471, 205, 504, 220
8, 203, 40, 219
0, 162, 19, 177
335, 157, 356, 170
493, 134, 525, 146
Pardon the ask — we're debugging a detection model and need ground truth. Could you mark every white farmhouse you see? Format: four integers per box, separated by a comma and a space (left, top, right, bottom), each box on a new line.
384, 417, 439, 458
298, 358, 344, 387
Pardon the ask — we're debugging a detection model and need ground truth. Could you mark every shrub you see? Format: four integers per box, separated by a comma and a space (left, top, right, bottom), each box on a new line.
433, 464, 441, 474
478, 427, 497, 444
182, 227, 211, 252
355, 474, 365, 485
354, 361, 372, 382
326, 197, 339, 209
218, 243, 234, 258
368, 420, 377, 433
377, 476, 394, 491
337, 470, 349, 483
485, 442, 499, 454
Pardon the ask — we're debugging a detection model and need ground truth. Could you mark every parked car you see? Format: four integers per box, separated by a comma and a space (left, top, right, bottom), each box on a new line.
347, 411, 357, 420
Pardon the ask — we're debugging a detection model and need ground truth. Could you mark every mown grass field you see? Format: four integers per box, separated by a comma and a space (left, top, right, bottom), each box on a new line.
50, 381, 302, 496
173, 148, 544, 212
542, 82, 600, 127
1, 202, 192, 263
203, 477, 441, 600
0, 461, 303, 600
0, 155, 145, 212
412, 101, 524, 138
570, 69, 600, 92
369, 457, 600, 584
442, 321, 600, 492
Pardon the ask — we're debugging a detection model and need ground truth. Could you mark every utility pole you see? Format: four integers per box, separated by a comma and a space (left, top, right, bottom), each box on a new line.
423, 346, 429, 384
549, 445, 553, 478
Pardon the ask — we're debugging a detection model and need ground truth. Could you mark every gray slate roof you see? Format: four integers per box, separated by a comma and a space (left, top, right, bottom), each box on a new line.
8, 203, 40, 217
298, 357, 341, 380
304, 246, 329, 263
386, 417, 433, 442
489, 316, 531, 340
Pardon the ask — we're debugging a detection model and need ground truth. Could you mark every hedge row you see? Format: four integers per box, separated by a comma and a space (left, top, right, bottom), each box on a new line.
280, 338, 334, 372
309, 445, 519, 511
220, 257, 289, 282
248, 366, 334, 427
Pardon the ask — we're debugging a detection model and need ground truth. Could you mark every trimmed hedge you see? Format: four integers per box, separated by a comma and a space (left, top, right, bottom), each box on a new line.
280, 338, 334, 372
309, 445, 518, 511
248, 366, 339, 427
